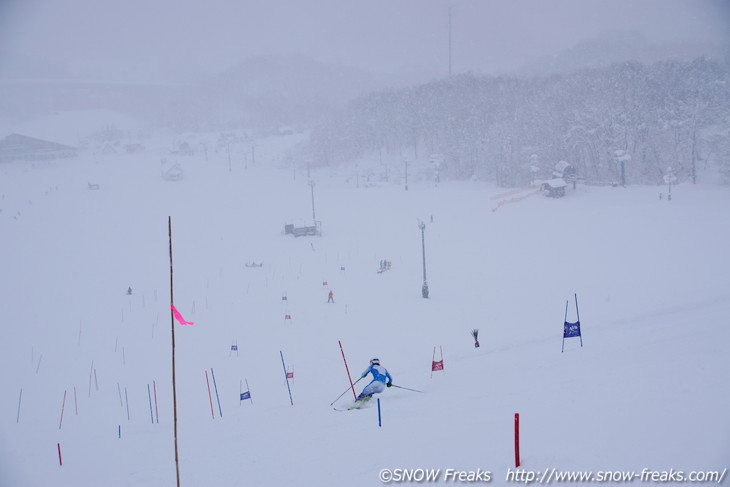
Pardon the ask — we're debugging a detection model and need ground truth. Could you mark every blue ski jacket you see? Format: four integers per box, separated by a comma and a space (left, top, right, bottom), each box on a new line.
361, 364, 392, 384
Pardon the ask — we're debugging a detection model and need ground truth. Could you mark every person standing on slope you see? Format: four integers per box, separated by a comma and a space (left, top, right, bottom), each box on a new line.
357, 358, 392, 401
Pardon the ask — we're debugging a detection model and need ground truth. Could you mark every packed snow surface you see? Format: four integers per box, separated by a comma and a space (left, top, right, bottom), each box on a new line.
1, 133, 728, 486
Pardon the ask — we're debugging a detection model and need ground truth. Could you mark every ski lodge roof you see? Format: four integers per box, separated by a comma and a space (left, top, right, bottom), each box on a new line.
0, 133, 79, 163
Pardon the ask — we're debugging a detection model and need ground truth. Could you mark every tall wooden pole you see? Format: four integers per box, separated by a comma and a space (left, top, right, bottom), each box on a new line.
169, 217, 181, 487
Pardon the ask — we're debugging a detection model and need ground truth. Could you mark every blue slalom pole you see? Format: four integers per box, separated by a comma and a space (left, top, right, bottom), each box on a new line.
211, 368, 223, 417
280, 351, 294, 405
377, 398, 382, 427
575, 293, 583, 347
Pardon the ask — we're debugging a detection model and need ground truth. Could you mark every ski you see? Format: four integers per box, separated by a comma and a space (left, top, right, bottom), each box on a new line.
333, 397, 371, 411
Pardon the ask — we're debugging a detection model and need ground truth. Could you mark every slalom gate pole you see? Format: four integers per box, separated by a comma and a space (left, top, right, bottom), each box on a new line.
575, 293, 583, 347
153, 380, 159, 423
338, 340, 357, 400
514, 413, 521, 468
211, 368, 222, 417
57, 443, 62, 466
88, 360, 94, 397
377, 398, 382, 427
148, 384, 154, 424
59, 390, 67, 430
205, 370, 215, 418
562, 300, 568, 353
329, 377, 363, 406
280, 351, 294, 406
391, 384, 424, 393
431, 347, 435, 379
246, 378, 253, 405
74, 386, 78, 415
16, 389, 22, 423
125, 387, 130, 420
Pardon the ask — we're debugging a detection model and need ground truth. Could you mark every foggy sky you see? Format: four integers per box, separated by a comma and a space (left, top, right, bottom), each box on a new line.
1, 0, 728, 83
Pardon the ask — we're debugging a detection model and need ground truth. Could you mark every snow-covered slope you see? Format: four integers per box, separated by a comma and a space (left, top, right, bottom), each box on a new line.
1, 134, 728, 486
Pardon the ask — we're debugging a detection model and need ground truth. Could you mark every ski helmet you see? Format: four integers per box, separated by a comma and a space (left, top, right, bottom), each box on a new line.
370, 358, 380, 365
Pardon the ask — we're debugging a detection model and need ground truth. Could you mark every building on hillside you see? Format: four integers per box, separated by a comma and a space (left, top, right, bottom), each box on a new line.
0, 133, 79, 163
162, 161, 184, 181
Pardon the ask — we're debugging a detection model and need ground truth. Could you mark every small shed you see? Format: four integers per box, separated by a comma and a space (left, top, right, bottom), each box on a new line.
162, 162, 184, 181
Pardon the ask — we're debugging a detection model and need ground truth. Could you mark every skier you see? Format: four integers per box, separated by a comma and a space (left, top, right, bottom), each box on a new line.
356, 358, 392, 402
328, 290, 334, 303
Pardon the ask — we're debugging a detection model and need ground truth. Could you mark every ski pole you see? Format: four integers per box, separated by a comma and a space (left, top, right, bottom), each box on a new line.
329, 377, 363, 406
391, 384, 424, 393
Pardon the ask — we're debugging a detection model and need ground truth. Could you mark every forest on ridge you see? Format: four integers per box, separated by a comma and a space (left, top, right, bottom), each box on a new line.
310, 58, 730, 186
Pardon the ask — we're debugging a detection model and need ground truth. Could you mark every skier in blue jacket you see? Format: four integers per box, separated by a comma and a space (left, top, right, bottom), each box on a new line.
357, 358, 393, 401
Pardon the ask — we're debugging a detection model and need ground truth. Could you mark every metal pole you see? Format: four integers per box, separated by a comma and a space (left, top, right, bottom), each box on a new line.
420, 222, 428, 298
309, 180, 316, 222
420, 223, 427, 282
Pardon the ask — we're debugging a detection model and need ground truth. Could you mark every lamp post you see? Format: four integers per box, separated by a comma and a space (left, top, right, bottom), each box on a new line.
419, 221, 428, 298
309, 180, 316, 223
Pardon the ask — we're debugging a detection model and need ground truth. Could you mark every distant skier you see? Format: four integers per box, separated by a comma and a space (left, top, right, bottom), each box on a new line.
356, 358, 392, 401
328, 290, 334, 303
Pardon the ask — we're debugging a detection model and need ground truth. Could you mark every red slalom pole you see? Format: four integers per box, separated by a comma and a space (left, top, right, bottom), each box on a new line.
514, 413, 521, 468
57, 443, 63, 466
338, 340, 357, 400
205, 370, 215, 419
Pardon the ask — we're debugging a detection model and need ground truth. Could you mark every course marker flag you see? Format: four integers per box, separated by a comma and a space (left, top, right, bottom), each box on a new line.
171, 305, 194, 325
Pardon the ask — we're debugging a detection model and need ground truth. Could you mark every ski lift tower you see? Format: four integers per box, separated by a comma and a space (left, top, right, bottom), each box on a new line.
419, 221, 429, 298
309, 180, 317, 222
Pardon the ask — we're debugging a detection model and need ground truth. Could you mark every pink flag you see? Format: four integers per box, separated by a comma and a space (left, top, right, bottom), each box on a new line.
171, 304, 194, 325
